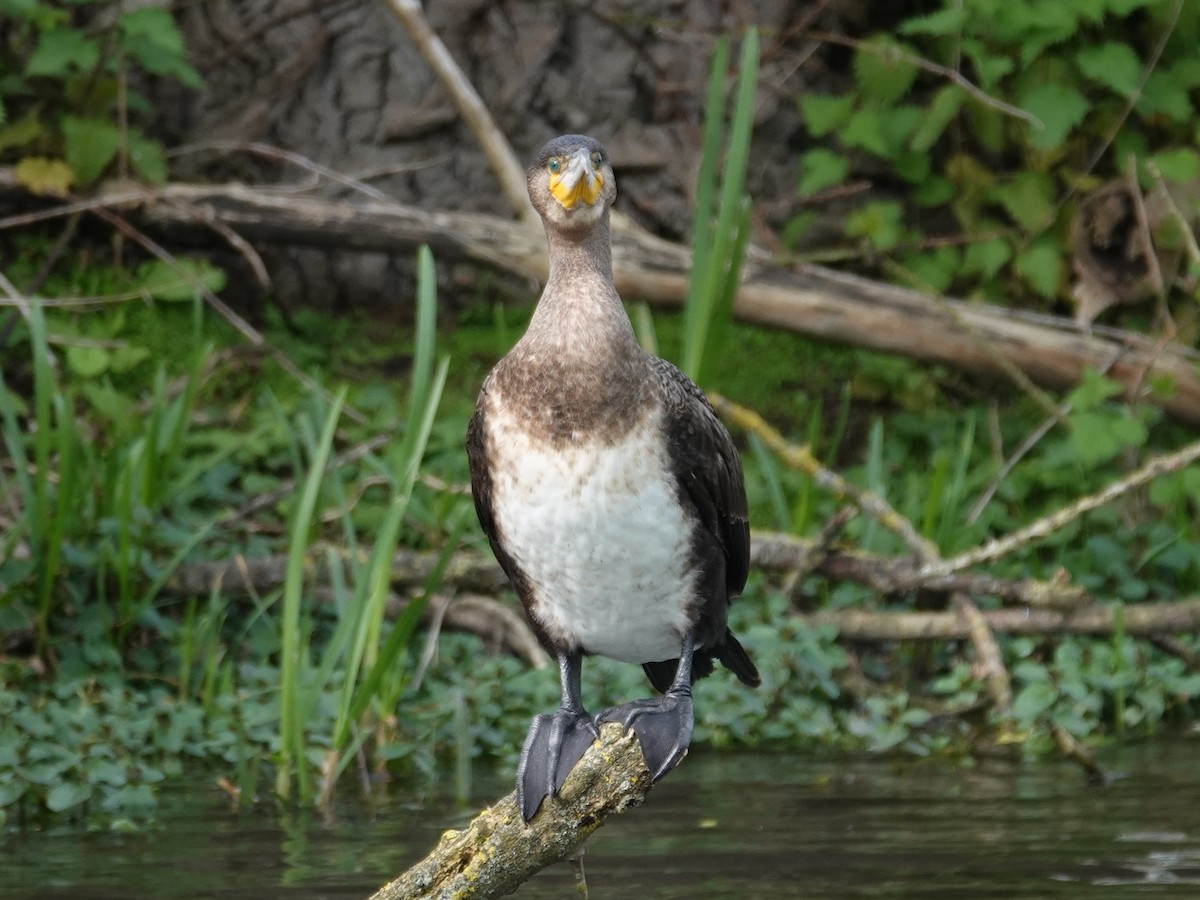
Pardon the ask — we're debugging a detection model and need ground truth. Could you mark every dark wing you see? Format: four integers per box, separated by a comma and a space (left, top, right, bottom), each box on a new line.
648, 355, 759, 689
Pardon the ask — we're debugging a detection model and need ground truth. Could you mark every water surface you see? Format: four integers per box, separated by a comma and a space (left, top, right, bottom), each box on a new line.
3, 738, 1198, 898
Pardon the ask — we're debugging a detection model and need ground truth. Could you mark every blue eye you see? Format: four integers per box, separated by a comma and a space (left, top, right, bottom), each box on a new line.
591, 151, 603, 167
547, 158, 561, 174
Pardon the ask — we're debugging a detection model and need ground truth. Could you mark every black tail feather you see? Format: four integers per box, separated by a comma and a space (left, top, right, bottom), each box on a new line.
641, 629, 758, 693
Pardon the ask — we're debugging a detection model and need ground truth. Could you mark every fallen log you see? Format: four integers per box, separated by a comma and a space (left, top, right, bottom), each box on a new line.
4, 171, 1200, 423
809, 599, 1200, 640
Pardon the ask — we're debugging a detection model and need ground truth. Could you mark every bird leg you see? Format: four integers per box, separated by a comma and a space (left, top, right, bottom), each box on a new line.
597, 635, 696, 782
516, 651, 598, 822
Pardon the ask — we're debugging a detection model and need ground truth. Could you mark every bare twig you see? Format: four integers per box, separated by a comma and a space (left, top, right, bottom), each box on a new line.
952, 593, 1012, 715
380, 0, 534, 224
927, 436, 1200, 576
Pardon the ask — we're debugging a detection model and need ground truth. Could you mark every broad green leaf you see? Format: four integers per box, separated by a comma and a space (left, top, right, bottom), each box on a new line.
119, 8, 203, 88
46, 781, 92, 812
962, 238, 1011, 280
845, 200, 906, 250
991, 171, 1055, 233
135, 259, 227, 301
800, 94, 855, 137
25, 27, 100, 77
62, 116, 120, 185
1014, 239, 1061, 298
1012, 681, 1059, 722
1019, 83, 1089, 150
1149, 147, 1200, 184
910, 85, 965, 152
1136, 71, 1193, 123
853, 37, 918, 104
66, 345, 110, 378
1070, 410, 1145, 464
128, 130, 168, 184
841, 107, 889, 157
900, 246, 960, 294
898, 7, 967, 36
1067, 368, 1122, 410
961, 38, 1014, 88
1074, 42, 1141, 97
14, 156, 74, 196
797, 148, 848, 196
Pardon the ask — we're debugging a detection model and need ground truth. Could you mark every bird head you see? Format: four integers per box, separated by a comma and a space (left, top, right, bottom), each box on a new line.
527, 134, 616, 231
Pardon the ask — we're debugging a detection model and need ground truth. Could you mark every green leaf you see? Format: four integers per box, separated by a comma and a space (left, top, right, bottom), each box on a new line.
1074, 42, 1142, 97
1067, 368, 1122, 410
135, 258, 227, 301
128, 130, 168, 184
910, 85, 965, 152
62, 116, 120, 185
0, 0, 38, 16
1019, 83, 1089, 150
845, 200, 906, 250
962, 238, 1011, 280
1149, 147, 1200, 184
991, 171, 1055, 233
853, 37, 918, 104
898, 7, 967, 36
841, 107, 889, 157
1137, 71, 1193, 123
46, 781, 92, 812
1070, 410, 1145, 464
801, 94, 855, 137
119, 8, 204, 88
1012, 681, 1059, 722
65, 345, 110, 378
1014, 239, 1061, 298
797, 148, 848, 196
25, 28, 100, 77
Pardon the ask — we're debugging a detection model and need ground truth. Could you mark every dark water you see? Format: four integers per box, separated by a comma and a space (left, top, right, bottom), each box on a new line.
3, 737, 1199, 898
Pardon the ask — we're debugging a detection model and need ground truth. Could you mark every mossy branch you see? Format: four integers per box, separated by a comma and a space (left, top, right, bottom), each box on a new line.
368, 724, 650, 900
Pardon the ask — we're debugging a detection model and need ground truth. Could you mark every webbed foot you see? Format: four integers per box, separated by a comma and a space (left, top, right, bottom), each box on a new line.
597, 688, 694, 782
516, 707, 599, 822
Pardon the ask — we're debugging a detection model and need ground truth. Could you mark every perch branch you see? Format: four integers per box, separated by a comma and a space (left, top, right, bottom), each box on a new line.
368, 723, 650, 900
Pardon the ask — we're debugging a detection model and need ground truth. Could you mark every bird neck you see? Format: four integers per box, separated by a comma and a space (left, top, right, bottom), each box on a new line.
525, 214, 636, 353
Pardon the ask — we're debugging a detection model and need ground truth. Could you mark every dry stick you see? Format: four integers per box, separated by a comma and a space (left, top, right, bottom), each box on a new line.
87, 206, 368, 425
952, 594, 1012, 715
381, 0, 534, 224
966, 347, 1125, 525
369, 724, 650, 900
928, 436, 1200, 577
1147, 161, 1200, 267
709, 393, 942, 563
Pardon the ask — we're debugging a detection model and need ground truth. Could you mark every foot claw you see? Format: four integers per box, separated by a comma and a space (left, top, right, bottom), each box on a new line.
516, 708, 599, 822
597, 690, 694, 782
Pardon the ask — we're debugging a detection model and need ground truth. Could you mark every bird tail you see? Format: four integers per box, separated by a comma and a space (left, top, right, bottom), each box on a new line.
641, 629, 760, 693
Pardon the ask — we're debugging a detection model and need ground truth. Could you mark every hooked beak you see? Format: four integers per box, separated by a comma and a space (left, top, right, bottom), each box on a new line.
549, 149, 604, 210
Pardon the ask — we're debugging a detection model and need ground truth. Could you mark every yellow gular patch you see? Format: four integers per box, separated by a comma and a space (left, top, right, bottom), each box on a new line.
549, 168, 604, 209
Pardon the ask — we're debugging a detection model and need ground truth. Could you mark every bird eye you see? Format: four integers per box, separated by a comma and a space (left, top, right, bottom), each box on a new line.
590, 151, 603, 167
547, 158, 561, 174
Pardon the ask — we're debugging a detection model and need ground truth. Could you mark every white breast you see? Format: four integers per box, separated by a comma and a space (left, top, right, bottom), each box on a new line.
488, 405, 697, 664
